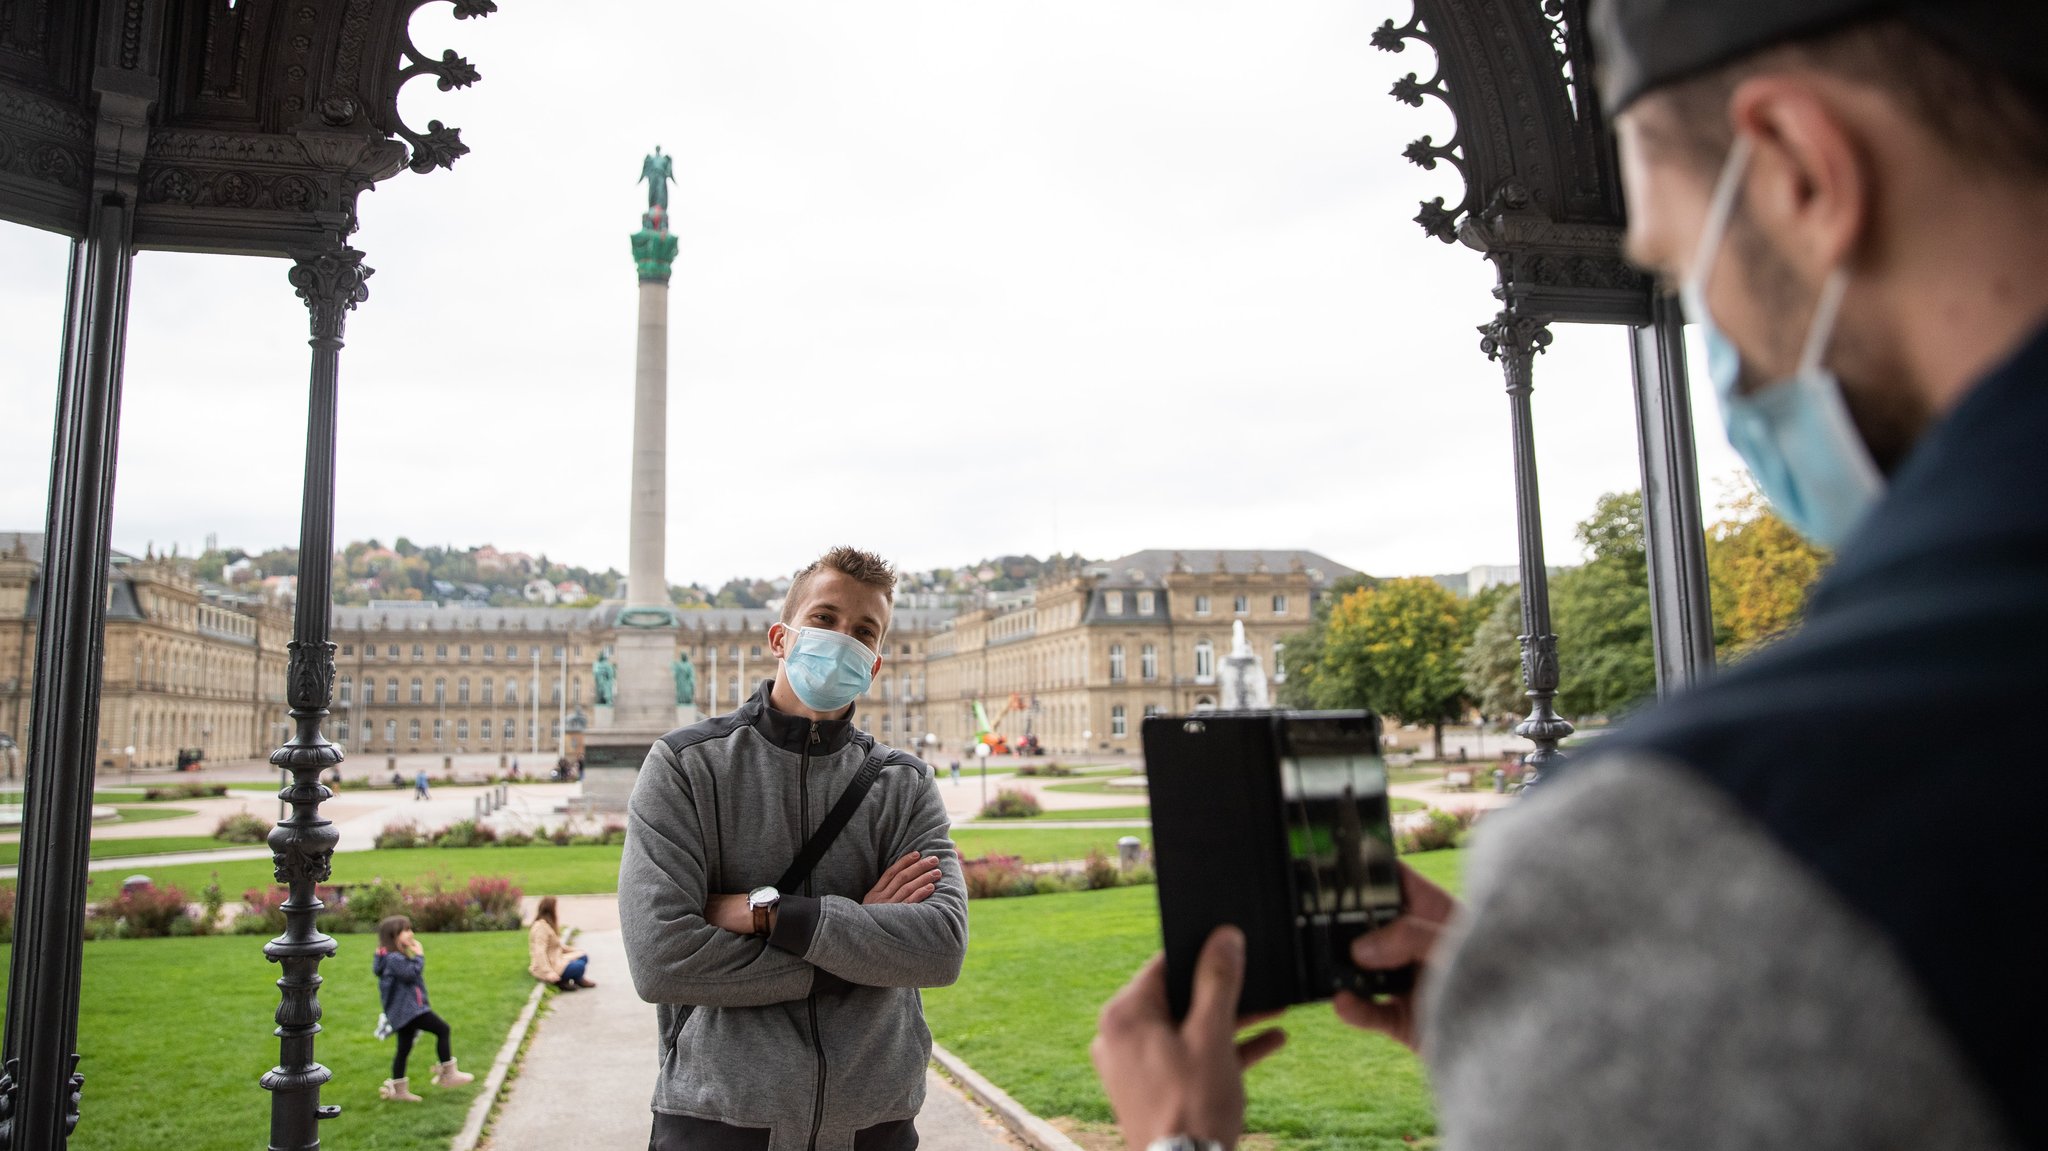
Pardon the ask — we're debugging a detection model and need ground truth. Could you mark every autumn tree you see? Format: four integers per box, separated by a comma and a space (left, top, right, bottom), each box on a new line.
1706, 489, 1830, 657
1297, 576, 1475, 759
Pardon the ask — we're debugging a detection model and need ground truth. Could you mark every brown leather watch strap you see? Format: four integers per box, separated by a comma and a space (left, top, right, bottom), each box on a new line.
752, 904, 772, 937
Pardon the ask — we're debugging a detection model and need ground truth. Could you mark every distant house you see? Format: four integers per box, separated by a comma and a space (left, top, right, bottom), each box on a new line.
555, 581, 587, 600
522, 579, 559, 605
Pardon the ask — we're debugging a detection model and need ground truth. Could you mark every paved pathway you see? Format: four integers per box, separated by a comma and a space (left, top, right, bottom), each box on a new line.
484, 896, 1019, 1151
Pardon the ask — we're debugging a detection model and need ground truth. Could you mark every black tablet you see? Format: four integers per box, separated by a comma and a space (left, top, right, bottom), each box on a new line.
1142, 710, 1406, 1019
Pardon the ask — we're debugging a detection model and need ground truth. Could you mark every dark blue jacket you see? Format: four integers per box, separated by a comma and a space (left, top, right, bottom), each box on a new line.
1595, 321, 2048, 1146
374, 948, 431, 1031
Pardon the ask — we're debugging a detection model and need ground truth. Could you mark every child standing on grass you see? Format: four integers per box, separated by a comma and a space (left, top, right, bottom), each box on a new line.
374, 914, 476, 1102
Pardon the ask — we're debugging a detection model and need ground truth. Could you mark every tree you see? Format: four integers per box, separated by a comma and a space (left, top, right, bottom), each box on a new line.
1706, 489, 1830, 658
1548, 491, 1655, 719
1298, 576, 1474, 759
1459, 589, 1524, 723
1275, 573, 1377, 709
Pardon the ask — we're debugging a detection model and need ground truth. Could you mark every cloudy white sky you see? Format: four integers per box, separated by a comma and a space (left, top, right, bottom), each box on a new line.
0, 1, 1744, 588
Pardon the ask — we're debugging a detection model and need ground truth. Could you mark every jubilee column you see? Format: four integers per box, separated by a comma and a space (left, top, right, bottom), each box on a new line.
583, 148, 689, 809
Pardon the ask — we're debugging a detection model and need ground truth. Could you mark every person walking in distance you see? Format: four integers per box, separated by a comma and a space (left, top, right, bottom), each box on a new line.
374, 915, 476, 1101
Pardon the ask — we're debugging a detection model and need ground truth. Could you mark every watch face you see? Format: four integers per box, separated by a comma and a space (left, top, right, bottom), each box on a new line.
748, 885, 779, 909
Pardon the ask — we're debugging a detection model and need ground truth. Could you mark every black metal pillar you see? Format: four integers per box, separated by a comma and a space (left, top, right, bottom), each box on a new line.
1480, 309, 1574, 781
260, 246, 370, 1151
1629, 292, 1716, 694
0, 194, 134, 1150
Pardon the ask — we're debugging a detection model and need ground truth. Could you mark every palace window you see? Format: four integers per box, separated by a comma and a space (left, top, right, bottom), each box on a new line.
750, 645, 762, 658
1233, 595, 1249, 615
572, 678, 582, 704
337, 721, 350, 742
432, 718, 443, 742
1109, 645, 1126, 683
341, 644, 354, 657
483, 644, 495, 661
1195, 640, 1215, 680
412, 644, 424, 660
1105, 591, 1123, 616
457, 719, 469, 740
409, 719, 421, 742
1143, 703, 1160, 719
1273, 642, 1288, 682
480, 721, 492, 741
1272, 594, 1288, 614
503, 718, 515, 740
1111, 704, 1127, 738
460, 645, 471, 661
1194, 595, 1211, 616
410, 678, 423, 703
436, 644, 448, 660
1137, 591, 1155, 614
504, 680, 518, 705
482, 678, 494, 704
385, 720, 398, 742
434, 678, 446, 704
387, 644, 398, 658
458, 677, 470, 703
338, 676, 351, 704
384, 679, 398, 704
550, 683, 562, 705
1141, 644, 1158, 681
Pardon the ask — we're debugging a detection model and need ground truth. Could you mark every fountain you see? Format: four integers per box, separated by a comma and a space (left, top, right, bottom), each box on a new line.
1219, 619, 1270, 711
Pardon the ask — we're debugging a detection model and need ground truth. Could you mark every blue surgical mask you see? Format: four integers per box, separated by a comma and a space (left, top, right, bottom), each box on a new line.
1678, 135, 1884, 548
778, 625, 877, 713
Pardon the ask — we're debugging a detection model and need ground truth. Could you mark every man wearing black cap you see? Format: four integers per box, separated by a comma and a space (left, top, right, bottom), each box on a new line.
1091, 3, 2047, 1149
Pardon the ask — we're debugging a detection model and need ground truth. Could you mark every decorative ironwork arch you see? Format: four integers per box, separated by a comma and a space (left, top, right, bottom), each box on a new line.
0, 3, 492, 1149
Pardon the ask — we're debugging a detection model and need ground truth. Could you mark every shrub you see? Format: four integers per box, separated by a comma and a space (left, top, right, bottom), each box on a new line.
1038, 762, 1075, 777
194, 873, 226, 936
962, 855, 1030, 899
144, 783, 227, 801
374, 820, 427, 850
465, 875, 521, 918
1083, 849, 1120, 891
213, 810, 272, 844
1397, 807, 1479, 854
93, 883, 192, 939
433, 820, 497, 848
547, 824, 575, 847
977, 788, 1041, 820
339, 879, 406, 928
1015, 764, 1037, 777
0, 886, 14, 944
499, 830, 535, 847
601, 821, 628, 846
235, 886, 289, 935
407, 882, 473, 932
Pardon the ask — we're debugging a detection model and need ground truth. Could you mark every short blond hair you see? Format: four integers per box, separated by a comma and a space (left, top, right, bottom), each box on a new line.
782, 546, 896, 625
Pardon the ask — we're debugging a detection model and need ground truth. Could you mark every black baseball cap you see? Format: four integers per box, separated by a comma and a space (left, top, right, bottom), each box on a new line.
1591, 0, 2048, 112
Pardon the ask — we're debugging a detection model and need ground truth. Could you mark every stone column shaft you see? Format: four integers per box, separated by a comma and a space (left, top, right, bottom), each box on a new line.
630, 280, 668, 611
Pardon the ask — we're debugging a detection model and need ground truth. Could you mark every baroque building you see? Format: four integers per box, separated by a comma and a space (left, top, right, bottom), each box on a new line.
0, 532, 293, 769
923, 549, 1358, 757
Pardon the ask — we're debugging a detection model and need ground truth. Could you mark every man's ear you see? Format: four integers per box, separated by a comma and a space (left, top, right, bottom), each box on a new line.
768, 622, 792, 659
1729, 74, 1872, 279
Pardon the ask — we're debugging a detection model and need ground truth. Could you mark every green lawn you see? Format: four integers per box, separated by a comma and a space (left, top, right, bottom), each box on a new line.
0, 835, 226, 867
0, 791, 201, 813
103, 805, 196, 825
1042, 778, 1148, 796
0, 932, 530, 1150
1033, 805, 1154, 822
923, 849, 1464, 1151
951, 827, 1152, 864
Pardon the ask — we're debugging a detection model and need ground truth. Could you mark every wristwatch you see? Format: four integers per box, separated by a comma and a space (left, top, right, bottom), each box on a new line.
747, 885, 781, 937
1146, 1137, 1225, 1151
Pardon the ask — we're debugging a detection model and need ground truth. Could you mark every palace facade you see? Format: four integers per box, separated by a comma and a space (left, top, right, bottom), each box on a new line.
921, 549, 1358, 758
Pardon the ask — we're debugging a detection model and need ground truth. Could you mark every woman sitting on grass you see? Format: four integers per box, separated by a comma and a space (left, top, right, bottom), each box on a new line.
374, 914, 477, 1102
528, 895, 597, 991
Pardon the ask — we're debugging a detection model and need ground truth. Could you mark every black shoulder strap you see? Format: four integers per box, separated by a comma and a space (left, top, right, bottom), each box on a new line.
776, 747, 889, 893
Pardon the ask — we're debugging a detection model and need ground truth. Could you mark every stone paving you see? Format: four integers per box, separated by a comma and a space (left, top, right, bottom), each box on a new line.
482, 895, 1021, 1151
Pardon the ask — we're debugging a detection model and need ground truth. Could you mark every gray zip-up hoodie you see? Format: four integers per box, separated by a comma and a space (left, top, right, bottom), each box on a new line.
620, 680, 968, 1151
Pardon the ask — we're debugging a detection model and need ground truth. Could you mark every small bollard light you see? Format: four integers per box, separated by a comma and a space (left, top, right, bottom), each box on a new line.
474, 796, 484, 819
1117, 835, 1143, 872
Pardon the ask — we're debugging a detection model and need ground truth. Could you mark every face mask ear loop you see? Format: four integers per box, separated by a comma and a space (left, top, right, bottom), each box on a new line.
1688, 134, 1755, 300
1797, 268, 1850, 378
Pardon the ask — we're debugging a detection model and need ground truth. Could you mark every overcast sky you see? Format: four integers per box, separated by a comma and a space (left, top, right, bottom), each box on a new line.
0, 1, 1746, 589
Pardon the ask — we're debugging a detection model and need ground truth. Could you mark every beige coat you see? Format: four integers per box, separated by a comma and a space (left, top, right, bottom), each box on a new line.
528, 918, 573, 982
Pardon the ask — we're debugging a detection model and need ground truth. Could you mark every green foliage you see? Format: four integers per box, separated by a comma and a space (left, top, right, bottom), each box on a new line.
1274, 572, 1378, 708
143, 783, 226, 801
432, 819, 497, 848
0, 887, 14, 944
374, 819, 428, 850
1396, 808, 1479, 854
950, 828, 1152, 864
1297, 577, 1475, 740
1548, 491, 1656, 718
1459, 590, 1524, 722
90, 883, 192, 939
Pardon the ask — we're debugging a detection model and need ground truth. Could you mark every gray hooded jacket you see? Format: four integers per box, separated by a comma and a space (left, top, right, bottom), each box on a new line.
619, 680, 968, 1151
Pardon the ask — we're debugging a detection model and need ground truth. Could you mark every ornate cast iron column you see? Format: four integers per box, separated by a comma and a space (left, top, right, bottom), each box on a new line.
261, 245, 371, 1151
1, 1, 166, 1144
1629, 292, 1716, 693
1480, 310, 1574, 779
